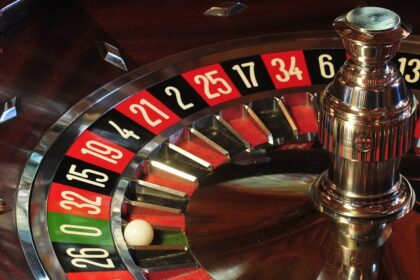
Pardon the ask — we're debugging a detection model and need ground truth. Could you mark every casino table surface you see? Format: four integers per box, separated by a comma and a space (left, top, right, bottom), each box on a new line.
0, 1, 419, 279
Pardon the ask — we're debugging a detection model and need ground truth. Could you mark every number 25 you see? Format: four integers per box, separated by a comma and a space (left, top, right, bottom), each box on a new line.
194, 70, 232, 99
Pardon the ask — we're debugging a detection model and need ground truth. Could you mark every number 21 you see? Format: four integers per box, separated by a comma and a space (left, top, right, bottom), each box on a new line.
129, 99, 170, 127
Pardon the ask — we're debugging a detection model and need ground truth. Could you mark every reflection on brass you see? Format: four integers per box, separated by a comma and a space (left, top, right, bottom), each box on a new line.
309, 7, 417, 279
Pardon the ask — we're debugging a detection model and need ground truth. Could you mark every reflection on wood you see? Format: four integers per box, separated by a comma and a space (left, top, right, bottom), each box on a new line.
186, 174, 329, 279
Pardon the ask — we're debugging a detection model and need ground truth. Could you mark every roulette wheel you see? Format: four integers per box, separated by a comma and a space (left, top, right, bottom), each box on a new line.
0, 1, 419, 279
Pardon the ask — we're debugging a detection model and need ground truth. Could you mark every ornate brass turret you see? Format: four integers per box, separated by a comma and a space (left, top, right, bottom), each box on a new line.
310, 6, 417, 243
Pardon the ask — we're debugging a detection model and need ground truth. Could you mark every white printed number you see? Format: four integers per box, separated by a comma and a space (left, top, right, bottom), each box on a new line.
60, 190, 102, 215
398, 57, 420, 83
130, 99, 169, 127
108, 120, 140, 140
81, 140, 123, 165
66, 164, 108, 188
194, 70, 232, 99
318, 54, 335, 79
271, 56, 303, 82
232, 62, 258, 88
67, 248, 115, 269
164, 86, 194, 110
60, 224, 102, 237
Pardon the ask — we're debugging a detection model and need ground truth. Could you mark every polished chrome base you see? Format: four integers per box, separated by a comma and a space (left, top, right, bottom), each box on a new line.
309, 171, 416, 241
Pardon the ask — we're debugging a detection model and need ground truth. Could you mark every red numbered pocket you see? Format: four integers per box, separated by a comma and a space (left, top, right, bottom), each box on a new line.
115, 90, 181, 134
48, 183, 111, 220
261, 50, 311, 89
182, 64, 241, 106
66, 131, 135, 173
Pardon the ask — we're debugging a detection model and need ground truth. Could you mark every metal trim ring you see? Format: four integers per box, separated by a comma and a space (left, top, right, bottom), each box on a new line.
15, 32, 420, 280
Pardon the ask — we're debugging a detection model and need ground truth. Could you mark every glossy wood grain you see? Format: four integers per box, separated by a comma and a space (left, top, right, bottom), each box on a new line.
0, 1, 418, 278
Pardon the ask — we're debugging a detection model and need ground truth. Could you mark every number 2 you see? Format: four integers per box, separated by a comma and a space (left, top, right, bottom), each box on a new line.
164, 86, 194, 110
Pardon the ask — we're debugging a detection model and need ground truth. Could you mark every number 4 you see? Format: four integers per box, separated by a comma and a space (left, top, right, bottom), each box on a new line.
108, 120, 140, 140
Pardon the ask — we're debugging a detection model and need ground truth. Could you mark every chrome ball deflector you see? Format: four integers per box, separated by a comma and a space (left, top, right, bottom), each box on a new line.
310, 6, 417, 244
